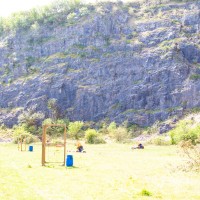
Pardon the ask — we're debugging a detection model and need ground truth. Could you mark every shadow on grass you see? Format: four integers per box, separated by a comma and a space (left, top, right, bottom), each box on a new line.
66, 166, 79, 169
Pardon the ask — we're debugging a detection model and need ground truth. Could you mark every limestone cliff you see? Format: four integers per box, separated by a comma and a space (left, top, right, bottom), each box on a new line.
0, 0, 200, 127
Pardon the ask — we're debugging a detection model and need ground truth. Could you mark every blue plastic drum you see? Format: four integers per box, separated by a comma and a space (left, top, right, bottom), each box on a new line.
66, 155, 73, 167
29, 146, 33, 152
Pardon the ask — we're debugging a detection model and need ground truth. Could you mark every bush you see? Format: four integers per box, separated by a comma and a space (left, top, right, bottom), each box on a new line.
85, 129, 105, 144
25, 125, 42, 136
68, 121, 84, 139
0, 0, 82, 35
25, 134, 39, 144
179, 140, 200, 171
67, 12, 76, 23
51, 138, 64, 145
149, 135, 172, 146
18, 108, 44, 136
107, 122, 117, 134
47, 98, 61, 121
110, 127, 131, 143
189, 74, 200, 80
140, 189, 152, 196
85, 129, 97, 143
13, 125, 38, 144
169, 120, 200, 144
18, 108, 45, 127
42, 118, 68, 137
179, 131, 198, 145
127, 124, 142, 138
98, 122, 109, 135
0, 124, 13, 139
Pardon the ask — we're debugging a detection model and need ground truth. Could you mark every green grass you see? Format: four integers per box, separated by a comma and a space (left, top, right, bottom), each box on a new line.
0, 143, 200, 200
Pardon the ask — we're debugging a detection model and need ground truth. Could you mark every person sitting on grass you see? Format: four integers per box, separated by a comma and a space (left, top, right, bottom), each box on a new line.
131, 143, 144, 150
75, 141, 85, 152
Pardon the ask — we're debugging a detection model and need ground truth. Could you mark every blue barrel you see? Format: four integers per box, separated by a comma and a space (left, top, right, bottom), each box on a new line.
66, 155, 73, 167
29, 146, 33, 152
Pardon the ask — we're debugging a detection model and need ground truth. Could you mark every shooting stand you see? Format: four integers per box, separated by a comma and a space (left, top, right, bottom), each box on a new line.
42, 124, 67, 166
18, 135, 26, 151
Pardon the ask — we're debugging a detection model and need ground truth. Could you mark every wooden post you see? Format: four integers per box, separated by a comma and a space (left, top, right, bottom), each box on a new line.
21, 136, 22, 151
17, 135, 26, 151
42, 125, 46, 166
18, 138, 20, 151
24, 138, 26, 151
63, 125, 66, 166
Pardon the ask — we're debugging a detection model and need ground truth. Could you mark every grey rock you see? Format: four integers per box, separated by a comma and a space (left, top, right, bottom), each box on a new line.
159, 123, 173, 134
1, 1, 200, 127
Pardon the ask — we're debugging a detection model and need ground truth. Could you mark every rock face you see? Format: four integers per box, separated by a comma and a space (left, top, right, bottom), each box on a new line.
1, 1, 200, 127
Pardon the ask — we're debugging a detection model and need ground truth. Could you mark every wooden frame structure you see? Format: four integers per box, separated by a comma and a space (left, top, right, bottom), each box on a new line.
18, 135, 26, 151
42, 124, 67, 166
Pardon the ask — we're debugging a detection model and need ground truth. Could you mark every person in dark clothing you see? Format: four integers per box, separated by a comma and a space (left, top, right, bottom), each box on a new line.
75, 141, 86, 153
131, 143, 144, 150
76, 141, 83, 152
138, 143, 144, 149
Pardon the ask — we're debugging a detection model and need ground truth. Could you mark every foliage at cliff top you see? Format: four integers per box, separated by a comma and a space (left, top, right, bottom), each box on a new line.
0, 0, 82, 35
0, 0, 196, 36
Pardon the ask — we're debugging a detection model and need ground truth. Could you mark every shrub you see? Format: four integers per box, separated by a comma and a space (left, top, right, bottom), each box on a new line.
93, 137, 106, 144
25, 125, 41, 136
79, 7, 89, 17
149, 135, 172, 146
179, 131, 198, 145
68, 121, 84, 139
0, 0, 82, 34
0, 124, 13, 138
169, 120, 200, 144
140, 189, 152, 196
51, 138, 64, 145
190, 107, 200, 113
98, 122, 109, 135
179, 140, 200, 171
13, 125, 38, 144
42, 118, 68, 137
85, 129, 105, 144
85, 129, 97, 144
110, 127, 131, 143
189, 74, 200, 80
107, 122, 117, 135
66, 12, 76, 23
82, 121, 95, 131
25, 134, 39, 144
143, 121, 160, 135
18, 108, 45, 127
47, 98, 61, 121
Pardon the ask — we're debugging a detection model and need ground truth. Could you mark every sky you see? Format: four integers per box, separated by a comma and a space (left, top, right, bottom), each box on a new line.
0, 0, 56, 17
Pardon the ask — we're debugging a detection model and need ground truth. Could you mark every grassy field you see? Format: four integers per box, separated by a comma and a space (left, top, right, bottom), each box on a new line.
0, 142, 200, 200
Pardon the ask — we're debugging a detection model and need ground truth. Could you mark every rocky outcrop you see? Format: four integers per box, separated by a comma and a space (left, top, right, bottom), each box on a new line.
0, 1, 200, 127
